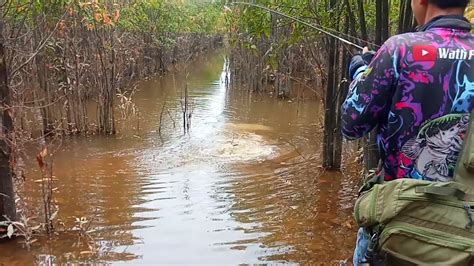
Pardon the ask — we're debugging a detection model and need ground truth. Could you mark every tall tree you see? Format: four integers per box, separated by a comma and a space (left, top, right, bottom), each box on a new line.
0, 18, 16, 222
334, 7, 353, 169
323, 36, 337, 169
381, 0, 390, 40
357, 0, 368, 41
322, 0, 342, 170
398, 0, 414, 33
364, 0, 390, 171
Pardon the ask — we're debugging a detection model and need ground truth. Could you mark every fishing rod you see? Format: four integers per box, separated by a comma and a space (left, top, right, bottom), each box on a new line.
230, 2, 380, 50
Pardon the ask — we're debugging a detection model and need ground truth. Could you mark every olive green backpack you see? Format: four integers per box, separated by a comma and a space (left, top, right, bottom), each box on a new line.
354, 111, 474, 265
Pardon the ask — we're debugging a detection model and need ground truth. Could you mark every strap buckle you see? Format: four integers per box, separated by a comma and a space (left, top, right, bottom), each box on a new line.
364, 226, 384, 263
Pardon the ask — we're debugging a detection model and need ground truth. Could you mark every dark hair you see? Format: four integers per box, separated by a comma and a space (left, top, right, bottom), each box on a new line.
429, 0, 470, 8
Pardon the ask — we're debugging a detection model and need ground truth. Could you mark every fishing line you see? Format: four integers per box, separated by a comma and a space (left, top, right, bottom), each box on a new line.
231, 2, 381, 50
263, 2, 380, 49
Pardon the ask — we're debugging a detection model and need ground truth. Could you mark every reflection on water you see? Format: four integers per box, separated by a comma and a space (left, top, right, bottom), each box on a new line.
0, 52, 359, 265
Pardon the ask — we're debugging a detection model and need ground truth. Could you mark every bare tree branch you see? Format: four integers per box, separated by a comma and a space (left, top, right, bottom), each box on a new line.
10, 10, 66, 76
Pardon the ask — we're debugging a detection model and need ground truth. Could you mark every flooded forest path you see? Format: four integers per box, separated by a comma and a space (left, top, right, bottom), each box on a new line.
1, 51, 360, 265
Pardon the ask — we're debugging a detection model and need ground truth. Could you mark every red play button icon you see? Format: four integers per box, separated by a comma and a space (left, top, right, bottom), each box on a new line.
413, 45, 437, 61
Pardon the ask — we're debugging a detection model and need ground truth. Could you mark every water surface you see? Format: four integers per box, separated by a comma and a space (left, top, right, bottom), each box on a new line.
0, 52, 359, 265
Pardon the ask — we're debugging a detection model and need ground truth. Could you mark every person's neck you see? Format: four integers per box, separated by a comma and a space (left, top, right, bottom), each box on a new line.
423, 6, 465, 24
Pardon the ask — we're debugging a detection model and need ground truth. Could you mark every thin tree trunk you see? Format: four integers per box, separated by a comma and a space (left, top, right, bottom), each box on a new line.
398, 0, 406, 33
33, 9, 54, 136
399, 0, 414, 33
323, 37, 337, 169
0, 19, 16, 222
323, 0, 342, 170
364, 0, 390, 171
381, 0, 390, 40
334, 14, 352, 169
344, 0, 357, 40
375, 0, 383, 45
357, 0, 368, 41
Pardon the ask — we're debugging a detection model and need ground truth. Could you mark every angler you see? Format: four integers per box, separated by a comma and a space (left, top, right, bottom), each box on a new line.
343, 0, 474, 265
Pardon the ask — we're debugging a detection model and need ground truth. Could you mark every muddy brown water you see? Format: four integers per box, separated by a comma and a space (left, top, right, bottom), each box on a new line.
0, 52, 361, 265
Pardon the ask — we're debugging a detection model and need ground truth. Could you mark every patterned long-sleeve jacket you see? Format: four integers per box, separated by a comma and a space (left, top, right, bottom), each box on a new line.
342, 15, 474, 181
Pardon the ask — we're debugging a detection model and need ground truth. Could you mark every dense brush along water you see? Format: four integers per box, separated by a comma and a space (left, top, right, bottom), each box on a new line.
0, 52, 361, 265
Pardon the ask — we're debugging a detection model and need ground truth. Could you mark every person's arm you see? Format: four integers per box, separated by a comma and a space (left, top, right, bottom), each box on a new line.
342, 43, 399, 140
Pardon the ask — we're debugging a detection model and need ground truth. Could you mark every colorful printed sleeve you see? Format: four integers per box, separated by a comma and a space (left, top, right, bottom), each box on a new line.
342, 42, 399, 140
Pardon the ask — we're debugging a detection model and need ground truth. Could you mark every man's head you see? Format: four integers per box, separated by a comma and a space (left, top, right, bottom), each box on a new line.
412, 0, 470, 25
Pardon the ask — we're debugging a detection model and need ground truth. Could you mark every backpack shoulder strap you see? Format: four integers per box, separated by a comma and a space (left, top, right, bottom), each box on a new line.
464, 112, 474, 173
454, 110, 474, 186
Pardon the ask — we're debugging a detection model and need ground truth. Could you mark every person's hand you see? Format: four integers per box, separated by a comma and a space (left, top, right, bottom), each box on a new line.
362, 47, 376, 65
348, 54, 365, 80
348, 47, 376, 80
